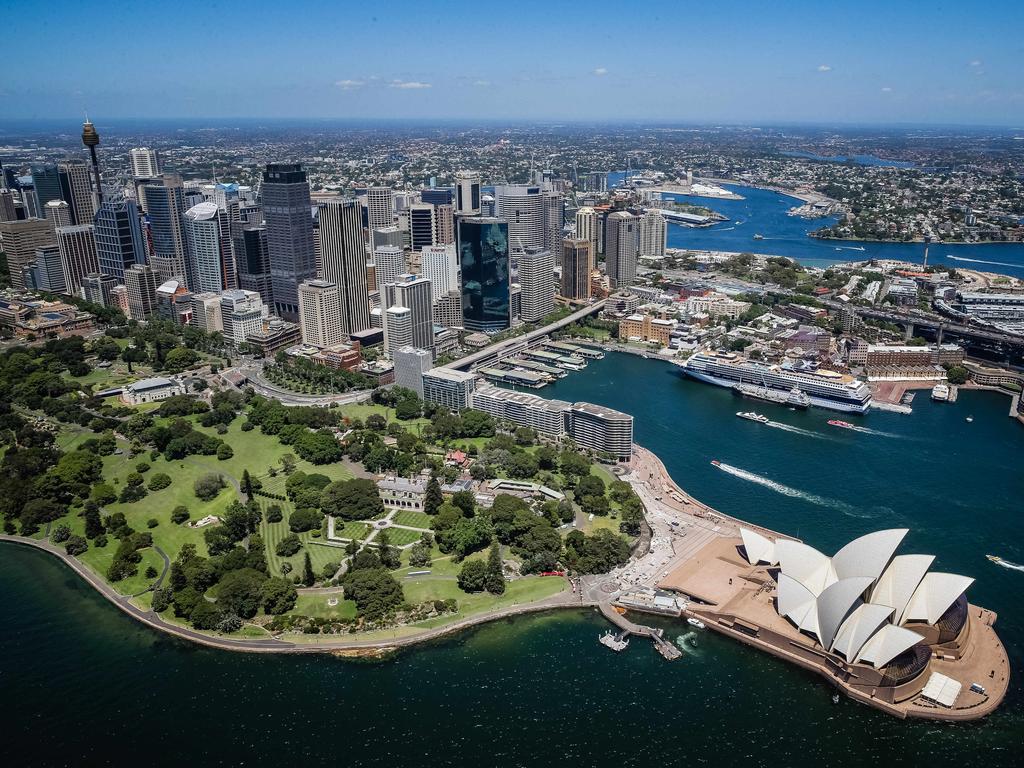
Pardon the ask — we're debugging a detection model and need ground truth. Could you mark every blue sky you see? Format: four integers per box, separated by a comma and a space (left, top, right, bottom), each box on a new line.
3, 0, 1023, 125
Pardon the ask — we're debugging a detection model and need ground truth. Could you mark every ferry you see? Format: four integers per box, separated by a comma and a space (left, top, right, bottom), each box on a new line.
931, 383, 950, 402
736, 411, 769, 423
827, 419, 856, 429
687, 617, 706, 629
678, 352, 872, 413
734, 382, 811, 409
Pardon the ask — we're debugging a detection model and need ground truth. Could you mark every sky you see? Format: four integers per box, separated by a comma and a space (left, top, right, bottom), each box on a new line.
3, 0, 1024, 126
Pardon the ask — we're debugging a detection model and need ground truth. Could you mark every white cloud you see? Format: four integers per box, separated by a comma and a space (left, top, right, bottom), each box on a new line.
593, 67, 608, 76
969, 59, 983, 67
390, 80, 432, 89
335, 79, 365, 90
473, 80, 491, 87
817, 64, 832, 72
881, 86, 893, 93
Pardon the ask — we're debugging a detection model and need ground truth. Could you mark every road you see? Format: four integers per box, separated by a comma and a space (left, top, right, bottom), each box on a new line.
230, 365, 373, 406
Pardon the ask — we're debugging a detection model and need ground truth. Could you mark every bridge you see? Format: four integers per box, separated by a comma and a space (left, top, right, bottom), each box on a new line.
443, 300, 607, 371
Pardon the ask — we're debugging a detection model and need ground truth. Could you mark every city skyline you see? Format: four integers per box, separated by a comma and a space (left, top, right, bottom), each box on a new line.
4, 0, 1024, 126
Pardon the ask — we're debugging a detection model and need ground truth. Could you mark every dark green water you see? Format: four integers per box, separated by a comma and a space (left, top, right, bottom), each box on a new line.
3, 352, 1022, 766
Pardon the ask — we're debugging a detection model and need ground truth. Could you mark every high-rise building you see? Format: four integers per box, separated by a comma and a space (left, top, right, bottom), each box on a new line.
434, 203, 455, 245
0, 189, 18, 222
0, 218, 56, 290
494, 184, 545, 252
184, 201, 227, 292
639, 209, 667, 259
543, 191, 564, 257
408, 203, 436, 251
433, 291, 463, 329
393, 346, 433, 397
57, 161, 96, 225
421, 243, 460, 296
142, 174, 189, 286
129, 148, 161, 178
455, 171, 482, 216
234, 225, 272, 307
191, 292, 225, 333
155, 279, 192, 324
373, 244, 406, 288
383, 306, 412, 359
605, 211, 639, 288
124, 264, 159, 320
458, 217, 510, 333
422, 367, 477, 411
575, 207, 599, 257
219, 289, 264, 344
33, 245, 67, 292
109, 285, 130, 317
569, 402, 633, 460
44, 200, 73, 230
82, 273, 119, 306
382, 273, 434, 354
56, 225, 98, 296
371, 225, 402, 251
516, 246, 555, 322
93, 199, 146, 282
31, 165, 64, 211
298, 279, 344, 348
420, 188, 453, 206
262, 163, 317, 320
366, 186, 394, 231
318, 199, 370, 335
561, 239, 593, 300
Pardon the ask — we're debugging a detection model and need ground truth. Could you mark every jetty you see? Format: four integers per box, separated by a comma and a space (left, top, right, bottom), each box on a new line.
598, 602, 682, 660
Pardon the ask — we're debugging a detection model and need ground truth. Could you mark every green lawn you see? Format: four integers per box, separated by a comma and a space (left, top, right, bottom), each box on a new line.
391, 510, 432, 529
400, 575, 567, 619
294, 593, 358, 620
378, 527, 422, 547
337, 402, 430, 430
260, 513, 346, 579
335, 520, 371, 541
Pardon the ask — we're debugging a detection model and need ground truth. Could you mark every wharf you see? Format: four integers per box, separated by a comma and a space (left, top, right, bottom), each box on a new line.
597, 603, 682, 660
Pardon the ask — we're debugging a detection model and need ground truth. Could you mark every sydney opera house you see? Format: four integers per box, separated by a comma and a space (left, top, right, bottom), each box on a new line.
658, 527, 1009, 720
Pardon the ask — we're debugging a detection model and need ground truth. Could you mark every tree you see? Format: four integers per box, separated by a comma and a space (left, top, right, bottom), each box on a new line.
51, 523, 71, 543
506, 451, 539, 479
171, 505, 190, 524
576, 474, 605, 499
163, 346, 200, 373
217, 443, 234, 460
275, 533, 302, 557
265, 504, 283, 523
261, 577, 298, 614
302, 552, 315, 586
409, 539, 432, 568
424, 477, 443, 516
321, 478, 384, 521
147, 472, 172, 491
457, 559, 488, 592
121, 344, 148, 373
194, 473, 226, 501
280, 453, 297, 474
341, 567, 404, 619
84, 502, 104, 538
64, 535, 88, 556
240, 469, 254, 502
288, 507, 323, 533
376, 529, 401, 570
189, 600, 223, 630
485, 541, 506, 595
216, 568, 266, 619
946, 365, 969, 385
560, 450, 591, 480
90, 482, 117, 506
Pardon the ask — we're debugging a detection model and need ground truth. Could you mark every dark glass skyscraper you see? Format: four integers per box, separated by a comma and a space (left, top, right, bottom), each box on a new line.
31, 165, 64, 211
262, 163, 316, 319
142, 175, 189, 286
234, 225, 272, 308
93, 199, 146, 282
458, 216, 510, 333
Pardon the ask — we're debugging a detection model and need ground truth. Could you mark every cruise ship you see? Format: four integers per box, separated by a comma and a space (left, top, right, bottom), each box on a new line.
677, 352, 872, 413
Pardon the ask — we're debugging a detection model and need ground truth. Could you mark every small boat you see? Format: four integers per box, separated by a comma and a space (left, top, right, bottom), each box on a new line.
736, 411, 769, 423
832, 693, 841, 705
986, 555, 1002, 564
687, 617, 706, 629
753, 233, 764, 240
827, 420, 856, 429
710, 460, 721, 467
966, 415, 974, 423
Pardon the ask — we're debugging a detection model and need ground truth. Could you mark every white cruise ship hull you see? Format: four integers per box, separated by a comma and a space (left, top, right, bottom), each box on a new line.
678, 365, 872, 414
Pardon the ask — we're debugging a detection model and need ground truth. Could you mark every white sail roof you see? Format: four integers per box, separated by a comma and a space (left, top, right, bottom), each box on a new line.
776, 540, 835, 596
855, 624, 924, 668
901, 572, 974, 625
777, 573, 817, 627
740, 528, 780, 565
830, 603, 894, 661
831, 528, 908, 583
870, 554, 933, 621
815, 577, 875, 650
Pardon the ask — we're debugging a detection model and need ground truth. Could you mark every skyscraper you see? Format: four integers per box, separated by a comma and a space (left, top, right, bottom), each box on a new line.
191, 292, 224, 333
366, 186, 394, 231
458, 217, 510, 333
262, 163, 317, 320
129, 148, 161, 178
56, 224, 98, 296
516, 246, 555, 322
393, 346, 433, 397
371, 225, 402, 251
421, 243, 459, 296
373, 244, 406, 288
639, 209, 667, 259
575, 206, 599, 257
184, 201, 226, 292
382, 273, 434, 354
143, 175, 189, 286
298, 279, 344, 348
124, 264, 159, 320
234, 225, 272, 307
455, 171, 481, 215
57, 161, 96, 226
494, 185, 545, 252
220, 289, 264, 344
0, 218, 56, 290
561, 239, 593, 301
383, 306, 412, 359
32, 245, 67, 293
408, 203, 436, 251
318, 199, 370, 336
543, 190, 564, 257
605, 211, 639, 288
93, 199, 146, 282
44, 200, 73, 230
82, 273, 119, 306
434, 203, 455, 244
31, 165, 64, 211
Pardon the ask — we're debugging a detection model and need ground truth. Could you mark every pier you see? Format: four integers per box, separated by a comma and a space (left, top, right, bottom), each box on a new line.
597, 602, 682, 660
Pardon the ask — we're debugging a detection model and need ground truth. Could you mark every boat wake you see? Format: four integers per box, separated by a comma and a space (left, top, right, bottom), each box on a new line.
716, 226, 735, 231
714, 462, 872, 518
676, 631, 703, 657
993, 559, 1024, 572
765, 421, 832, 440
846, 425, 901, 438
945, 255, 1023, 269
833, 246, 867, 252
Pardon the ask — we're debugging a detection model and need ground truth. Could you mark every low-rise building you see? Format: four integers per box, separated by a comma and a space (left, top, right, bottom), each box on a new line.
377, 476, 427, 511
246, 318, 301, 357
618, 313, 677, 345
120, 376, 186, 405
471, 383, 571, 437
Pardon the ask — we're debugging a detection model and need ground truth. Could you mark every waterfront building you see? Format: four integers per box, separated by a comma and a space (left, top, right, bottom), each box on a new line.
458, 216, 510, 333
455, 170, 481, 216
219, 289, 264, 345
44, 200, 73, 230
57, 161, 96, 226
298, 279, 344, 348
408, 203, 436, 251
262, 163, 317, 320
124, 264, 158, 320
184, 201, 227, 293
1, 218, 57, 290
778, 325, 832, 356
393, 345, 433, 397
129, 148, 161, 178
233, 225, 272, 308
516, 246, 555, 322
605, 211, 639, 288
422, 367, 477, 411
93, 199, 145, 283
863, 344, 965, 369
382, 273, 434, 354
56, 224, 98, 295
366, 186, 394, 231
561, 238, 592, 300
568, 402, 633, 459
82, 272, 119, 306
373, 244, 406, 288
191, 292, 224, 333
495, 184, 545, 251
471, 383, 571, 438
142, 175, 189, 286
32, 245, 68, 293
619, 313, 677, 345
318, 199, 370, 335
639, 209, 667, 259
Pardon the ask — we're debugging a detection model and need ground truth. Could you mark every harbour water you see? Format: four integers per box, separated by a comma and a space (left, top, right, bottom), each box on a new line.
3, 353, 1022, 766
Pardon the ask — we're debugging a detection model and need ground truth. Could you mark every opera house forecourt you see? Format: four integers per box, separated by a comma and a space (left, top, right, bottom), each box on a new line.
658, 527, 1009, 720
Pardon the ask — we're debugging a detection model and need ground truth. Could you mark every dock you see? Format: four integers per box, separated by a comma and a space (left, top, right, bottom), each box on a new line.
597, 602, 682, 660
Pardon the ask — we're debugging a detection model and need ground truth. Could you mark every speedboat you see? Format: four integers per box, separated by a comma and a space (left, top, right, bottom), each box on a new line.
710, 460, 721, 467
687, 617, 706, 629
736, 411, 769, 423
753, 233, 764, 240
986, 555, 1002, 564
966, 416, 974, 423
827, 420, 855, 429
